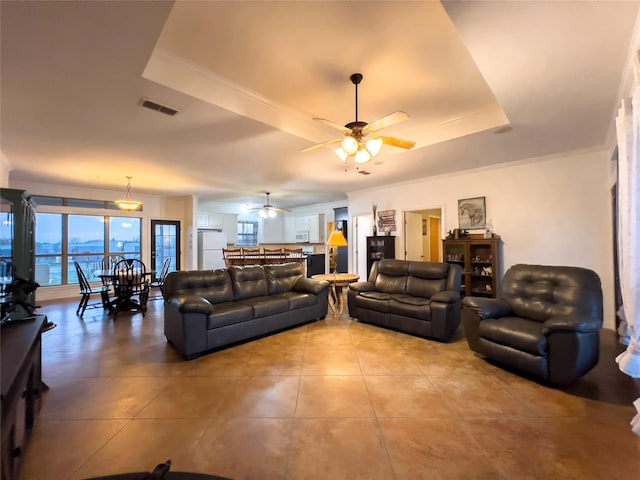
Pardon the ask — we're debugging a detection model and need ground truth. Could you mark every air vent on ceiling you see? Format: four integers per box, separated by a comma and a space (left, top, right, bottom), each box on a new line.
138, 98, 179, 116
358, 170, 371, 175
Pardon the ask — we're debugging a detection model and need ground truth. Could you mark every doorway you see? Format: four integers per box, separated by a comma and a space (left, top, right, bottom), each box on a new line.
403, 208, 443, 262
150, 220, 181, 275
353, 214, 373, 279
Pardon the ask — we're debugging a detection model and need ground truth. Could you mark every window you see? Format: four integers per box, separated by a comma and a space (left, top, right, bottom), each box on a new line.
35, 213, 141, 286
237, 221, 258, 246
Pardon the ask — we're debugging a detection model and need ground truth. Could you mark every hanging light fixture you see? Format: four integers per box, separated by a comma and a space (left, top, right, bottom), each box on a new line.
115, 176, 142, 211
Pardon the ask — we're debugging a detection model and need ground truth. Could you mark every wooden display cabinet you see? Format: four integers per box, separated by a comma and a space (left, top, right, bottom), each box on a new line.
443, 234, 501, 298
366, 236, 395, 277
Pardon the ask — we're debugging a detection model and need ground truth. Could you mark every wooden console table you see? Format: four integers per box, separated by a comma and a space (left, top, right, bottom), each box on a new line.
1, 315, 46, 480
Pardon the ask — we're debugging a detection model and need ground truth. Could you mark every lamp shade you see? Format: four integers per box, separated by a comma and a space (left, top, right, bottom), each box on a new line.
326, 230, 348, 247
115, 176, 142, 211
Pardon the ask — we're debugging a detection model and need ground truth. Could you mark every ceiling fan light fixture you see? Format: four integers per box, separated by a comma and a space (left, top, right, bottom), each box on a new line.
366, 137, 383, 156
355, 148, 371, 164
341, 136, 359, 155
115, 176, 142, 211
334, 147, 348, 162
259, 209, 268, 218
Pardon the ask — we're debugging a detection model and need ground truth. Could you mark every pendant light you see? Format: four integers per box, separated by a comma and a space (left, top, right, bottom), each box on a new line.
115, 176, 142, 211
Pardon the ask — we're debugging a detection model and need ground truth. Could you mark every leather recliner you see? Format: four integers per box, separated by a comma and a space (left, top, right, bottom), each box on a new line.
462, 264, 603, 385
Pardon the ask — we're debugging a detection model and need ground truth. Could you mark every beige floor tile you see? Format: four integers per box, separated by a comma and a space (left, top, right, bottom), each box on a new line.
20, 419, 128, 480
379, 418, 503, 479
214, 375, 300, 417
191, 417, 294, 480
302, 348, 362, 375
365, 375, 455, 418
68, 418, 211, 480
40, 376, 170, 420
356, 347, 423, 375
463, 416, 640, 480
287, 418, 394, 480
296, 375, 374, 417
25, 300, 640, 480
136, 376, 238, 418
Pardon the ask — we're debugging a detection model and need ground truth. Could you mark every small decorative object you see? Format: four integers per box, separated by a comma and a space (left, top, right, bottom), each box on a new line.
4, 277, 39, 321
372, 204, 377, 235
458, 196, 486, 229
484, 218, 494, 239
384, 227, 391, 236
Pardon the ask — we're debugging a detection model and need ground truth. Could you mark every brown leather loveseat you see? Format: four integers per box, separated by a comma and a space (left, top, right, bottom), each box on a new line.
347, 259, 463, 341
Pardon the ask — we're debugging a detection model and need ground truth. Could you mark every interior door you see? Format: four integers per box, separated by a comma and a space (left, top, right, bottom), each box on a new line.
429, 216, 442, 261
404, 212, 424, 261
354, 215, 372, 279
150, 220, 180, 275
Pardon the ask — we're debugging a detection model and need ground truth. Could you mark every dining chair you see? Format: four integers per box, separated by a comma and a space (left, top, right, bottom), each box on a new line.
73, 260, 111, 318
112, 258, 150, 319
222, 248, 242, 267
263, 247, 284, 264
241, 247, 261, 265
149, 257, 171, 300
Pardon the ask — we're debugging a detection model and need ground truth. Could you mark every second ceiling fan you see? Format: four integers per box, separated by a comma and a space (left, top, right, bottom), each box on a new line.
248, 192, 290, 218
302, 73, 416, 164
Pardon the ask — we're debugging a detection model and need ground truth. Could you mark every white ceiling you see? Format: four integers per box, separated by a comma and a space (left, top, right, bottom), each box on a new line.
1, 1, 638, 211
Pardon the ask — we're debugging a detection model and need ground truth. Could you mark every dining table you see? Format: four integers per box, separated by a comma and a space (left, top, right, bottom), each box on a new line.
95, 269, 154, 313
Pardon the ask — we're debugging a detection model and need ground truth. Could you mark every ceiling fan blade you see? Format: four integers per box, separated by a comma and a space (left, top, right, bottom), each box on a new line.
363, 111, 410, 134
274, 207, 291, 213
313, 118, 352, 134
379, 135, 416, 150
301, 137, 342, 153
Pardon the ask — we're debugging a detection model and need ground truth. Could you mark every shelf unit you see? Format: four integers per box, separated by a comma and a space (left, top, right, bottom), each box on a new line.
366, 236, 395, 276
442, 234, 501, 298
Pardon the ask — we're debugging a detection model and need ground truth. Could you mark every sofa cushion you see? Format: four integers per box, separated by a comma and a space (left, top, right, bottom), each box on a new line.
478, 316, 547, 356
357, 291, 391, 313
237, 296, 289, 318
207, 302, 254, 329
265, 263, 304, 295
389, 294, 431, 320
164, 269, 234, 304
406, 262, 449, 298
229, 266, 268, 300
272, 291, 318, 310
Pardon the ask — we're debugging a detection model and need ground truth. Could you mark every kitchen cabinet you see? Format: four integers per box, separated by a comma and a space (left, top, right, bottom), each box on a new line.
289, 214, 325, 243
442, 234, 501, 298
198, 213, 238, 244
284, 215, 296, 243
260, 215, 284, 243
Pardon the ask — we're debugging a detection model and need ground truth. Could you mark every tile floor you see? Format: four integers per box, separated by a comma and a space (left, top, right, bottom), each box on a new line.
19, 299, 640, 480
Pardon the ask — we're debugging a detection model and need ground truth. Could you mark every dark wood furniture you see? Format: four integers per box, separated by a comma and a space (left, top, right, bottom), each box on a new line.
1, 315, 46, 480
366, 236, 395, 276
443, 233, 501, 298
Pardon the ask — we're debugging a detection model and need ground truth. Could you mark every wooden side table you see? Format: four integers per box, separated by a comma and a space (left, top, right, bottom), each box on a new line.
312, 273, 359, 317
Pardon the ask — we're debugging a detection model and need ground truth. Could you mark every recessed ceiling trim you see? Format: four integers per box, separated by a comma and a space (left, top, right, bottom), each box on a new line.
143, 49, 332, 142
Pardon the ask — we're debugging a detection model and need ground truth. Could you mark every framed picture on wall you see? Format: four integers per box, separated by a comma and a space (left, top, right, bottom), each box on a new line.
458, 196, 486, 229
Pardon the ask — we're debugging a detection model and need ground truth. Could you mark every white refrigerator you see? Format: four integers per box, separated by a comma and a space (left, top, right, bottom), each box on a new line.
197, 230, 227, 270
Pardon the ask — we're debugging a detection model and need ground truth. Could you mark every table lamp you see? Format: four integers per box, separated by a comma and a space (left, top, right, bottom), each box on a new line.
326, 230, 348, 274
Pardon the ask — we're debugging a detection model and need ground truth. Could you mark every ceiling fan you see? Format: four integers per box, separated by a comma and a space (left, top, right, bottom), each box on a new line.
248, 192, 291, 218
302, 73, 416, 164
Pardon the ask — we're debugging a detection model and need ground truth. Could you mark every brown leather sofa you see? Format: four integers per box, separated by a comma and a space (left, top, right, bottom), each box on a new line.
163, 262, 329, 359
347, 259, 463, 341
462, 264, 603, 385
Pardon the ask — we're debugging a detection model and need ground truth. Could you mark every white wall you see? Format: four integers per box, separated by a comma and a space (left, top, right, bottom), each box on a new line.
0, 153, 11, 188
347, 147, 616, 329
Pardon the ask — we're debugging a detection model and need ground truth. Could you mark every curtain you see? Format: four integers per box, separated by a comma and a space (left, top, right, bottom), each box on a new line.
615, 76, 640, 436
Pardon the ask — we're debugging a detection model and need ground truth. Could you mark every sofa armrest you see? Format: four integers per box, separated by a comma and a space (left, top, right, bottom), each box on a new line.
168, 295, 214, 315
431, 290, 460, 304
462, 296, 513, 319
348, 281, 376, 293
542, 315, 602, 334
294, 277, 330, 295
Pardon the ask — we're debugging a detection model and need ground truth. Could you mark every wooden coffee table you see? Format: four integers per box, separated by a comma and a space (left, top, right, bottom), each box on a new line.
312, 273, 360, 317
